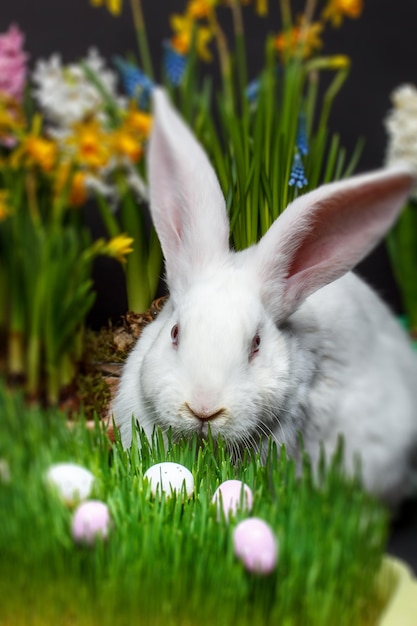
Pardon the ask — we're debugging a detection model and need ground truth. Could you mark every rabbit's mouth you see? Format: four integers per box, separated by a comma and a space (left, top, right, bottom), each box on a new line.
169, 417, 263, 465
187, 416, 220, 439
176, 402, 228, 437
196, 420, 215, 438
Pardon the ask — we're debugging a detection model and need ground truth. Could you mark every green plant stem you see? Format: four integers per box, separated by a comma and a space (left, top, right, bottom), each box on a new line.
317, 67, 349, 131
303, 0, 318, 24
7, 260, 25, 377
26, 172, 41, 227
8, 328, 25, 377
230, 0, 248, 114
129, 0, 154, 78
26, 266, 46, 400
47, 353, 74, 406
279, 0, 292, 31
210, 10, 234, 111
386, 201, 417, 336
179, 25, 200, 123
0, 262, 6, 330
46, 364, 60, 406
95, 193, 121, 238
278, 0, 293, 65
297, 0, 318, 58
26, 334, 41, 399
120, 192, 150, 313
147, 226, 163, 301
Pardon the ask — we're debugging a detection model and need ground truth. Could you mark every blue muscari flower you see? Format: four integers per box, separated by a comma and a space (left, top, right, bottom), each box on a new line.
296, 111, 308, 156
289, 151, 308, 189
246, 78, 260, 103
113, 56, 154, 109
163, 41, 187, 86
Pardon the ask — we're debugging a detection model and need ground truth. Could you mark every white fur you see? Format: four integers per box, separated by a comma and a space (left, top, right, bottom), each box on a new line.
112, 89, 417, 507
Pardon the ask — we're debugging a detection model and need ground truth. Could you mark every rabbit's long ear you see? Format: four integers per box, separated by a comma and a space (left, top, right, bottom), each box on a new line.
253, 167, 414, 322
148, 88, 230, 298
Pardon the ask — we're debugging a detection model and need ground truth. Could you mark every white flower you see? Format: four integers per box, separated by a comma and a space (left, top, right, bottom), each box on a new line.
125, 162, 149, 202
85, 174, 116, 198
32, 48, 125, 128
81, 165, 147, 211
91, 159, 149, 206
384, 84, 417, 198
85, 173, 120, 212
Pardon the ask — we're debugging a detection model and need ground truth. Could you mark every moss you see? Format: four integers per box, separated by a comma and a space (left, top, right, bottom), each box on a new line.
82, 325, 129, 365
74, 368, 112, 421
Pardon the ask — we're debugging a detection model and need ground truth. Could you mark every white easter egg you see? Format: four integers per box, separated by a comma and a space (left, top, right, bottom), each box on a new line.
233, 517, 278, 575
72, 500, 112, 545
212, 479, 253, 521
46, 462, 95, 505
144, 462, 194, 498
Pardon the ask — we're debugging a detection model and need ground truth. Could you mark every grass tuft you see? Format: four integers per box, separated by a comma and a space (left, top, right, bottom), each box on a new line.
0, 382, 389, 625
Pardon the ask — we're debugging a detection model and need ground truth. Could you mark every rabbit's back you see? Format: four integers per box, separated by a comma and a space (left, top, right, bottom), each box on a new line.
290, 271, 417, 505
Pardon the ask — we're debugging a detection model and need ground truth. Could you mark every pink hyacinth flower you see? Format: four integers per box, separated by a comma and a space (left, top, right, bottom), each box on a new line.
0, 24, 28, 102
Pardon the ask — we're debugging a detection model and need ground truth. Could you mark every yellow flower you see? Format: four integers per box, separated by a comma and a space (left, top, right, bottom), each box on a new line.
170, 14, 213, 61
187, 0, 218, 19
11, 135, 58, 172
275, 18, 323, 60
322, 0, 363, 27
90, 0, 123, 16
106, 234, 134, 264
54, 163, 88, 207
8, 113, 57, 172
111, 128, 143, 163
240, 0, 268, 17
307, 54, 351, 71
109, 109, 151, 163
0, 108, 15, 133
69, 171, 89, 207
252, 0, 268, 16
0, 191, 11, 221
65, 120, 111, 170
124, 109, 152, 137
0, 96, 25, 143
27, 137, 57, 171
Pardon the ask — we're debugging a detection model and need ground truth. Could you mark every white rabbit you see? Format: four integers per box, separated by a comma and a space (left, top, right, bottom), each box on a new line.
112, 88, 417, 507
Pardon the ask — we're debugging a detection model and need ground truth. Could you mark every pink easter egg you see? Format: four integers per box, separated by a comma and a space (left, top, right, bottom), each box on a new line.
233, 517, 278, 574
212, 479, 254, 521
71, 500, 112, 545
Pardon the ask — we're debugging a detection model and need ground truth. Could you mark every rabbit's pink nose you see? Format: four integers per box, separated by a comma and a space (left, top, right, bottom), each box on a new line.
185, 403, 225, 422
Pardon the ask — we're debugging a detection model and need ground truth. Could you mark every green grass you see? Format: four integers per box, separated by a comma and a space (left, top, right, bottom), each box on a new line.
0, 382, 389, 625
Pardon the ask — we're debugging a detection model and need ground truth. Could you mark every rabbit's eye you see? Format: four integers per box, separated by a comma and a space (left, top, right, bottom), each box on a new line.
171, 324, 180, 347
249, 333, 261, 361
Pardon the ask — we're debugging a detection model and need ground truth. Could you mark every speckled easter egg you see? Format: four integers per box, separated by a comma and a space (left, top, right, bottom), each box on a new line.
212, 480, 253, 521
144, 462, 194, 498
71, 500, 112, 545
233, 518, 278, 574
46, 462, 95, 505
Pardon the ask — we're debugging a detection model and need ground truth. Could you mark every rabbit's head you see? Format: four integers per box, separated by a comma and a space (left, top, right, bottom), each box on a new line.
116, 89, 414, 453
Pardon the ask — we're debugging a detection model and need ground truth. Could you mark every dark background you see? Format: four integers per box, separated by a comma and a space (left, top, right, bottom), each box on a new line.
1, 1, 417, 571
